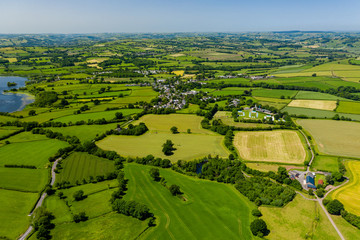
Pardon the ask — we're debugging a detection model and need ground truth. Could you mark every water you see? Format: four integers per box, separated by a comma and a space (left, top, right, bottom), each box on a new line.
0, 76, 34, 113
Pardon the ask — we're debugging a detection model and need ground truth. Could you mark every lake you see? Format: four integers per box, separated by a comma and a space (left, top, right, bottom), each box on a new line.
0, 76, 34, 113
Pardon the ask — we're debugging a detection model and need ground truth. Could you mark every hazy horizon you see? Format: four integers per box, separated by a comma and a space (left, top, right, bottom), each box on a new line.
1, 0, 360, 34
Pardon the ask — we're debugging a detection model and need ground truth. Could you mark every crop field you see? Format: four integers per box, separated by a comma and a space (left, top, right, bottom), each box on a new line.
254, 96, 291, 109
282, 106, 360, 121
245, 163, 304, 172
311, 155, 339, 172
97, 132, 229, 161
124, 163, 255, 239
0, 168, 48, 192
0, 189, 38, 239
209, 87, 245, 96
0, 138, 69, 168
287, 99, 337, 111
294, 91, 350, 101
297, 119, 360, 158
110, 87, 158, 104
45, 123, 118, 142
260, 195, 340, 240
251, 89, 298, 98
336, 101, 360, 114
53, 108, 142, 123
332, 161, 360, 215
56, 152, 115, 184
234, 130, 307, 164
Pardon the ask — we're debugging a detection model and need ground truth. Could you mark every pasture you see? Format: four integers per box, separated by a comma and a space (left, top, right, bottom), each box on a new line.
251, 89, 298, 98
260, 195, 340, 240
0, 139, 69, 168
210, 87, 246, 96
297, 119, 360, 158
336, 101, 360, 114
311, 155, 339, 172
97, 132, 230, 161
56, 152, 115, 184
124, 163, 255, 239
246, 163, 304, 172
0, 168, 48, 192
332, 161, 360, 215
0, 189, 38, 239
0, 126, 21, 138
287, 99, 337, 111
295, 91, 350, 101
282, 106, 360, 121
234, 130, 307, 164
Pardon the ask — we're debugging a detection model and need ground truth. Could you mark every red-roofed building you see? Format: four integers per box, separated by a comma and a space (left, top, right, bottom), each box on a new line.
318, 179, 324, 185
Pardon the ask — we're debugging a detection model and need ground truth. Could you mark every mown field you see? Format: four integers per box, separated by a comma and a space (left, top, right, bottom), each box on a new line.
234, 130, 307, 164
56, 152, 115, 184
294, 91, 350, 101
282, 106, 360, 121
251, 89, 298, 98
297, 119, 360, 158
245, 163, 304, 172
311, 155, 339, 172
260, 195, 340, 240
288, 99, 337, 111
0, 189, 38, 239
336, 101, 360, 114
0, 168, 48, 192
124, 163, 255, 239
332, 161, 360, 215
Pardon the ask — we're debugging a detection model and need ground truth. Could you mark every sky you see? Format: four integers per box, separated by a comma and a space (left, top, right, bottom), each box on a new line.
0, 0, 360, 33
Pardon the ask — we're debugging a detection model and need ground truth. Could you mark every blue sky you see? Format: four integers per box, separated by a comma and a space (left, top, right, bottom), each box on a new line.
0, 0, 359, 33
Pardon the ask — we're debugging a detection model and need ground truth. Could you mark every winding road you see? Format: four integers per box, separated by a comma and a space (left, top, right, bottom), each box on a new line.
18, 158, 61, 240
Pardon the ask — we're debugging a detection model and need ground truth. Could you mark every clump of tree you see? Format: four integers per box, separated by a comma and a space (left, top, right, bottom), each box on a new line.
170, 126, 179, 134
127, 154, 171, 168
73, 212, 88, 223
73, 190, 86, 201
33, 207, 55, 240
326, 199, 344, 215
250, 219, 269, 237
169, 184, 182, 196
32, 91, 58, 107
112, 199, 151, 220
149, 168, 160, 181
162, 140, 176, 156
113, 123, 148, 136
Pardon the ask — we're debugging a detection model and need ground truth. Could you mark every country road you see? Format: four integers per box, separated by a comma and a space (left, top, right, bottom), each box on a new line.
298, 129, 314, 172
18, 158, 61, 240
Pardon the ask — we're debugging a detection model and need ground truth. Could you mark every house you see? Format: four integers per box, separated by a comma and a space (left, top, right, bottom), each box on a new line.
318, 179, 324, 185
306, 172, 316, 189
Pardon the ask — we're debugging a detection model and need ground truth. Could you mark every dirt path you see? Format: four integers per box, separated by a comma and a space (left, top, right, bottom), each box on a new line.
298, 129, 314, 172
18, 157, 61, 240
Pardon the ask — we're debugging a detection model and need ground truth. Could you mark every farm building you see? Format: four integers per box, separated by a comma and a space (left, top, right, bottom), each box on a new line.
318, 179, 324, 185
306, 172, 316, 189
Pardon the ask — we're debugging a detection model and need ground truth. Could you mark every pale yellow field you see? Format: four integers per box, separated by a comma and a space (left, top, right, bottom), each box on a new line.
172, 70, 185, 76
234, 130, 306, 164
288, 99, 337, 111
332, 161, 360, 215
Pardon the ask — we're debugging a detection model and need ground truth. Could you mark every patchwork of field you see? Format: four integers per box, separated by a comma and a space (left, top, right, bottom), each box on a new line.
295, 91, 350, 101
234, 130, 307, 164
260, 195, 340, 240
332, 161, 360, 216
297, 119, 360, 158
0, 126, 21, 138
56, 152, 115, 184
337, 101, 360, 114
124, 163, 255, 239
214, 111, 278, 129
282, 106, 360, 121
288, 99, 337, 111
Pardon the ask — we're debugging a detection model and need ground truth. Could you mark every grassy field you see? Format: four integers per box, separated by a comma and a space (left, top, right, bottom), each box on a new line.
0, 132, 49, 143
253, 96, 291, 109
0, 139, 69, 168
288, 99, 337, 111
311, 155, 339, 172
0, 168, 48, 192
332, 161, 360, 215
50, 212, 148, 240
210, 87, 245, 96
0, 126, 21, 138
245, 163, 304, 172
295, 91, 350, 101
234, 130, 307, 164
53, 109, 142, 123
260, 195, 340, 240
124, 163, 255, 239
297, 119, 360, 158
330, 215, 360, 240
56, 152, 115, 184
337, 101, 360, 114
97, 132, 229, 161
251, 89, 298, 98
282, 106, 360, 121
176, 104, 200, 114
0, 189, 38, 239
46, 123, 118, 142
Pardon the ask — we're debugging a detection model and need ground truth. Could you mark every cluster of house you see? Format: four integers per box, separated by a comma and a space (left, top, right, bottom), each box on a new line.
134, 70, 166, 75
289, 170, 328, 190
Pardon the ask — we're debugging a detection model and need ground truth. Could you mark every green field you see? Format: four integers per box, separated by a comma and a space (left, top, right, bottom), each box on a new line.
311, 155, 339, 172
0, 138, 69, 168
53, 108, 142, 123
214, 111, 278, 129
0, 167, 48, 192
337, 101, 360, 114
332, 161, 360, 215
295, 91, 350, 101
251, 89, 298, 98
234, 130, 307, 164
246, 163, 304, 172
330, 215, 360, 240
0, 189, 38, 239
260, 195, 340, 240
56, 152, 115, 184
0, 126, 21, 138
282, 106, 360, 121
297, 119, 360, 158
124, 163, 255, 239
46, 123, 118, 142
210, 87, 246, 96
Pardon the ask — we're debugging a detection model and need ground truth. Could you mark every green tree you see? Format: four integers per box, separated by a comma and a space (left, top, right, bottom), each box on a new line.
316, 188, 325, 198
115, 112, 123, 119
162, 140, 176, 156
170, 126, 179, 134
327, 199, 344, 215
149, 168, 160, 181
29, 110, 36, 116
250, 219, 269, 237
169, 184, 181, 196
251, 209, 262, 217
73, 190, 85, 201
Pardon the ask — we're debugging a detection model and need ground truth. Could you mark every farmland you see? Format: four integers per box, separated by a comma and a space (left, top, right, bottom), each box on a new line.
332, 161, 360, 215
336, 101, 360, 114
56, 152, 115, 184
234, 130, 307, 164
311, 155, 339, 172
288, 99, 337, 111
297, 119, 360, 158
282, 106, 360, 121
124, 163, 255, 239
251, 89, 298, 98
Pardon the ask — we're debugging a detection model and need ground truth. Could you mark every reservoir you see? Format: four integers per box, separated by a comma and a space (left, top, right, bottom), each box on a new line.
0, 76, 34, 113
